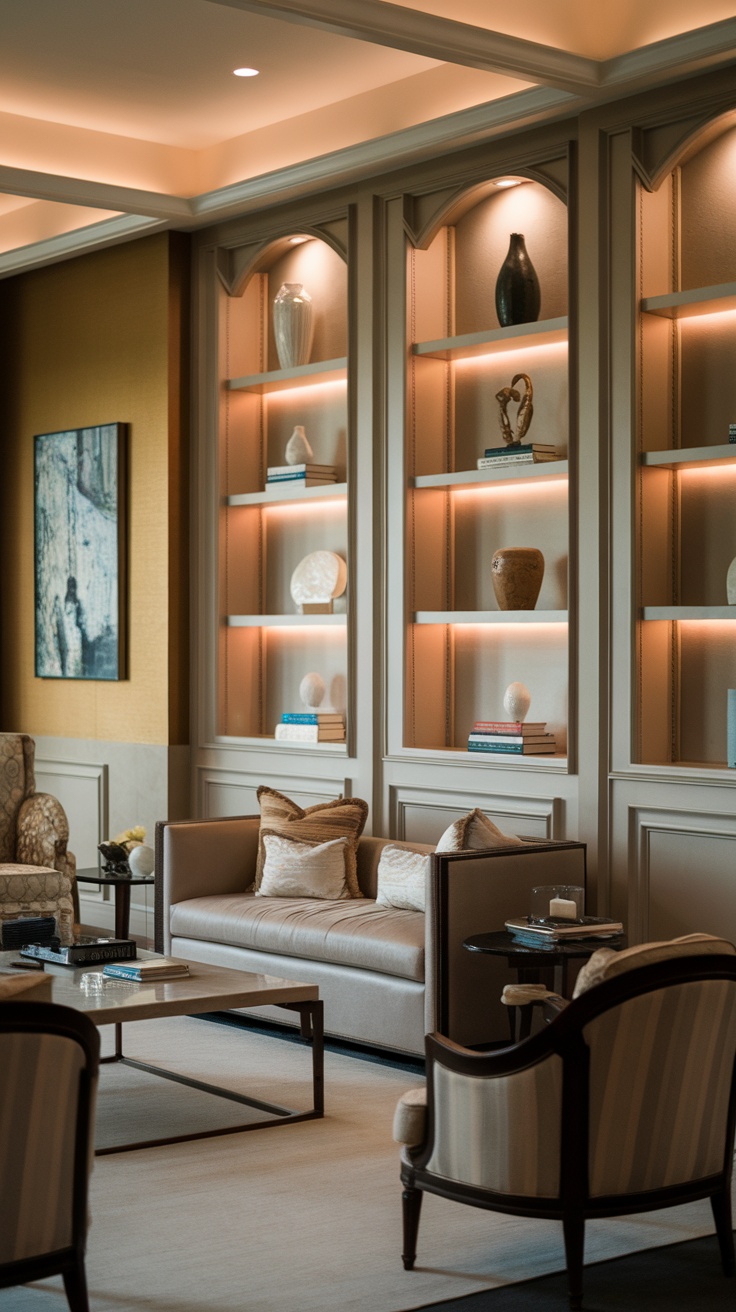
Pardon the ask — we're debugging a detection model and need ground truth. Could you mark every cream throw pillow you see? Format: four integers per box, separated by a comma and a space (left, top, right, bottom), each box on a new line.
255, 786, 369, 898
375, 845, 430, 912
257, 832, 352, 900
435, 808, 522, 852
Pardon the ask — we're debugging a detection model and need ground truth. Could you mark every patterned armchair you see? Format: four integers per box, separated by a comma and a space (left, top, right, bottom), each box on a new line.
394, 934, 736, 1310
0, 733, 77, 943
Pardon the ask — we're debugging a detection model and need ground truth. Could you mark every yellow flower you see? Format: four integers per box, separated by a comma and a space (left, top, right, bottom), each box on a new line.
113, 825, 146, 850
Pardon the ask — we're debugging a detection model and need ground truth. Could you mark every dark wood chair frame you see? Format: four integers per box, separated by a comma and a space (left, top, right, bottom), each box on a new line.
401, 954, 736, 1310
0, 1002, 100, 1312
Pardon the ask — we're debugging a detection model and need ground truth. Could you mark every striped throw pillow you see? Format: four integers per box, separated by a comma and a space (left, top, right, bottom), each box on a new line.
255, 786, 369, 898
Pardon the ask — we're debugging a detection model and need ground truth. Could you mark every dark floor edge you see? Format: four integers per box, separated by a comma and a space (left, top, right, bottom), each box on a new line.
196, 1008, 426, 1075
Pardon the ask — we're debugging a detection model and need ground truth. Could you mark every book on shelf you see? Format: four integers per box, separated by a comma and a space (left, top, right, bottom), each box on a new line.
468, 732, 555, 746
281, 712, 344, 725
102, 957, 191, 981
477, 452, 559, 469
21, 936, 137, 966
472, 720, 547, 734
266, 463, 337, 477
483, 443, 558, 456
468, 739, 556, 755
265, 477, 337, 490
505, 916, 624, 941
275, 722, 346, 743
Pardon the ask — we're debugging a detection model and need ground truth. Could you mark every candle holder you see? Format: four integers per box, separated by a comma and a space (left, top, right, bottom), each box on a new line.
530, 884, 585, 924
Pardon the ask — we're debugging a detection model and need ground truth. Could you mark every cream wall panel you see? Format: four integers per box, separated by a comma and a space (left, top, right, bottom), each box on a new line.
197, 764, 360, 821
388, 782, 562, 845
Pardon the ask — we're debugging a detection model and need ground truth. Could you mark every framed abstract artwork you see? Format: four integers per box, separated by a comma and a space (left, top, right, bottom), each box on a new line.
34, 423, 128, 680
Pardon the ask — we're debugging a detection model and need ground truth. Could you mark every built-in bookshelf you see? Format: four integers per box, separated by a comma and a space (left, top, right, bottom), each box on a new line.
217, 234, 350, 746
403, 178, 571, 760
637, 124, 736, 770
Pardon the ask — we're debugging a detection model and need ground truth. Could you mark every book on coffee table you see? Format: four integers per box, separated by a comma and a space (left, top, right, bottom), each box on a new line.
103, 957, 190, 981
21, 936, 137, 966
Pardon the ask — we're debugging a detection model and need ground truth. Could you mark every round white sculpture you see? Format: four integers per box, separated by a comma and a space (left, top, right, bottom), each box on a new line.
290, 550, 347, 607
127, 843, 155, 877
503, 681, 531, 723
300, 672, 326, 708
285, 425, 313, 466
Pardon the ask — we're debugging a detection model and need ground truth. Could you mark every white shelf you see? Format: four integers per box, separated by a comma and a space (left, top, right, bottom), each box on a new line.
226, 614, 347, 627
641, 607, 736, 621
641, 445, 736, 469
413, 316, 567, 361
227, 483, 347, 507
641, 282, 736, 319
227, 358, 347, 393
414, 610, 567, 625
414, 462, 568, 490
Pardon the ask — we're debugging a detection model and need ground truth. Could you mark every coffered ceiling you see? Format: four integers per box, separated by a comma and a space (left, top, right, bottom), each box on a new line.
1, 0, 735, 274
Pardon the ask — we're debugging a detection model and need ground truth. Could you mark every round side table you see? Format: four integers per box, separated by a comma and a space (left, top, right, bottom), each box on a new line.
74, 867, 155, 942
463, 929, 626, 1040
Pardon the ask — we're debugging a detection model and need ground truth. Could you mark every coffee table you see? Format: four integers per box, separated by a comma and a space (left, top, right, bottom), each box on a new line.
0, 949, 323, 1155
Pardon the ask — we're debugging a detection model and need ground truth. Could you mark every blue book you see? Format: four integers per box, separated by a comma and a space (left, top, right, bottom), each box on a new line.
468, 741, 555, 755
281, 712, 343, 724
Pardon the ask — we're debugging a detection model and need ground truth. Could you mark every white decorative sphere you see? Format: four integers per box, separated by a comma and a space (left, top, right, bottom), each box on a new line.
127, 844, 155, 878
299, 672, 326, 708
503, 681, 531, 723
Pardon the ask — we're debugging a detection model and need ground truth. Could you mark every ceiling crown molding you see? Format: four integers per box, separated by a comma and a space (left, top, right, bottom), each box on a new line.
203, 0, 601, 93
0, 166, 192, 222
601, 16, 736, 91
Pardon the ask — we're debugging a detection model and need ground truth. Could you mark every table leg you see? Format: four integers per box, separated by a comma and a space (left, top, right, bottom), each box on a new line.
114, 883, 132, 942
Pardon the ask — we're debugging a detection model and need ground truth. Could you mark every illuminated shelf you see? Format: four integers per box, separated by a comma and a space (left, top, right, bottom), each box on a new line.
641, 445, 736, 469
413, 461, 568, 491
226, 614, 347, 627
641, 282, 736, 319
413, 316, 567, 361
218, 734, 347, 752
414, 610, 567, 625
227, 483, 347, 507
227, 358, 347, 393
641, 607, 736, 621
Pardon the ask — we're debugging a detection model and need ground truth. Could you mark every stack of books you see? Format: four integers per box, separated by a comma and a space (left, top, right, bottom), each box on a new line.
274, 711, 346, 744
505, 915, 624, 946
467, 720, 556, 755
266, 462, 337, 490
102, 956, 190, 981
477, 442, 559, 469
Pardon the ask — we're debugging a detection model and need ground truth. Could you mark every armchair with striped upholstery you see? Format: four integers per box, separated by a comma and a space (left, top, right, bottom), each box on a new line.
394, 934, 736, 1310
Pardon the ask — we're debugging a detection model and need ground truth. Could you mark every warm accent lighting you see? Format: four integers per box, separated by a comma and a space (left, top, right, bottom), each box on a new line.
492, 177, 524, 189
454, 340, 568, 366
451, 478, 566, 499
289, 236, 309, 245
233, 67, 259, 77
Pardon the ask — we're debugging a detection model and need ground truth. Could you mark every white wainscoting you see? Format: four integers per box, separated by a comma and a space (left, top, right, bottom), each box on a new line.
629, 803, 736, 944
197, 764, 359, 819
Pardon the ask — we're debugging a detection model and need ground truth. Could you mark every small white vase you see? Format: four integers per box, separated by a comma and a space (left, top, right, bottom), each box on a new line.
273, 283, 314, 370
285, 425, 313, 465
503, 681, 531, 723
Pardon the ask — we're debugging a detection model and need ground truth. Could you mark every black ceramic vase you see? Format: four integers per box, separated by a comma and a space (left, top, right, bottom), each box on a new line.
495, 233, 541, 327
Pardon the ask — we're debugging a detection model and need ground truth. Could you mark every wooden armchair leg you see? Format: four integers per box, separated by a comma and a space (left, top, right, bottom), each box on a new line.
401, 1185, 423, 1270
710, 1187, 736, 1276
562, 1210, 585, 1310
63, 1255, 90, 1312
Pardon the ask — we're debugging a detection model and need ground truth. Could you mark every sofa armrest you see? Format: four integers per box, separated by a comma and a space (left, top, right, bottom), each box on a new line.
155, 816, 260, 953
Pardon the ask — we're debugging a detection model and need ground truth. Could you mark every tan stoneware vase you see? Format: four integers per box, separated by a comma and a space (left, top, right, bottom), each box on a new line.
491, 547, 544, 610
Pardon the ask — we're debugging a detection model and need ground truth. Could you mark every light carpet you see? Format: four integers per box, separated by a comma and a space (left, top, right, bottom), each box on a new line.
2, 1014, 731, 1312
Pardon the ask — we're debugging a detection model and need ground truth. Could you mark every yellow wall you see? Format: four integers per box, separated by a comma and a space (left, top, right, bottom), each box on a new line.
0, 232, 189, 745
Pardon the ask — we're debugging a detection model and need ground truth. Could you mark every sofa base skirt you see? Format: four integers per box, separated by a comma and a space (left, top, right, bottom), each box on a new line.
169, 936, 426, 1058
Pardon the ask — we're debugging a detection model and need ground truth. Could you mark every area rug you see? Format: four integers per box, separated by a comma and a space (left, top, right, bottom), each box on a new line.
2, 1015, 731, 1312
414, 1233, 736, 1309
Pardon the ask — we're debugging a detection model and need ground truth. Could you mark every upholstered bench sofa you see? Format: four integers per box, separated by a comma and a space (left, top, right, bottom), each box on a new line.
155, 794, 587, 1057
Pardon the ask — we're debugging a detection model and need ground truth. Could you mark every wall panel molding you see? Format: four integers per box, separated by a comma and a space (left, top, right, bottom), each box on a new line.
627, 803, 736, 943
388, 783, 561, 845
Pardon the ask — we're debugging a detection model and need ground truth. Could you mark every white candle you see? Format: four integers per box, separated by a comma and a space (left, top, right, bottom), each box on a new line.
549, 897, 577, 919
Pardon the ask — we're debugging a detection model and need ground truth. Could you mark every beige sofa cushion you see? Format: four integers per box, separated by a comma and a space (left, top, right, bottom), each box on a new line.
376, 845, 430, 912
573, 932, 736, 997
255, 787, 369, 898
170, 891, 425, 981
435, 808, 522, 852
257, 832, 353, 900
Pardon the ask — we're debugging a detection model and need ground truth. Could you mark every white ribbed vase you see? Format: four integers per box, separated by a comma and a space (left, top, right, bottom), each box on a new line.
273, 283, 314, 369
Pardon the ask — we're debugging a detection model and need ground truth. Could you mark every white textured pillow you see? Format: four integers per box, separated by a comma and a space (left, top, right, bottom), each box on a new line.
376, 845, 430, 912
257, 831, 352, 900
435, 808, 522, 853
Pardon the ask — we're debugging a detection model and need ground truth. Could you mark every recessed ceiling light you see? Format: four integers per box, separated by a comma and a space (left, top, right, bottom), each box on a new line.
289, 236, 309, 245
233, 67, 259, 78
493, 178, 523, 189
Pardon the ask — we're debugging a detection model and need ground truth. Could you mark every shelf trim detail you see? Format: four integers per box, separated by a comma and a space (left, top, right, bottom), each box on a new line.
641, 282, 736, 320
413, 610, 567, 624
227, 357, 348, 393
413, 462, 568, 490
227, 483, 348, 507
226, 614, 347, 627
641, 445, 736, 469
641, 607, 736, 621
413, 316, 567, 361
